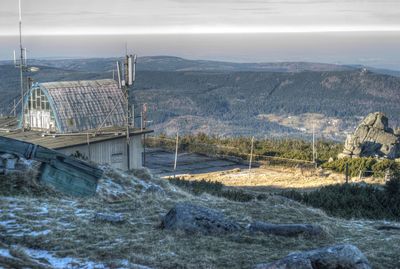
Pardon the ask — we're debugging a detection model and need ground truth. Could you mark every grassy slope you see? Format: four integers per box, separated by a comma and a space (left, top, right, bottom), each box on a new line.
0, 169, 399, 268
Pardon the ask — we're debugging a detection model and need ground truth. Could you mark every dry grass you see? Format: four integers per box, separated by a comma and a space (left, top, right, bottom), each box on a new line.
0, 167, 399, 268
180, 166, 386, 192
0, 169, 62, 198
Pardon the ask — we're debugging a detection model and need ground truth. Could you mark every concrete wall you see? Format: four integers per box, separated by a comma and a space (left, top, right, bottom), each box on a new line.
57, 135, 144, 170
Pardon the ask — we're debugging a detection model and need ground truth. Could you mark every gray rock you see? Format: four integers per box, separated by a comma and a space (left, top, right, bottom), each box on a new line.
161, 203, 241, 235
94, 212, 125, 224
375, 225, 400, 231
248, 221, 323, 237
339, 112, 400, 159
254, 244, 371, 269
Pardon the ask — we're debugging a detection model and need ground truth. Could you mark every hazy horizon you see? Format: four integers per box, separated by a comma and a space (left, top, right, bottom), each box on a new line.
1, 0, 400, 70
1, 32, 400, 70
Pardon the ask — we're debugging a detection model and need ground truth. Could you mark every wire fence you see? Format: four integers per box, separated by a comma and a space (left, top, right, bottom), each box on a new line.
145, 135, 316, 169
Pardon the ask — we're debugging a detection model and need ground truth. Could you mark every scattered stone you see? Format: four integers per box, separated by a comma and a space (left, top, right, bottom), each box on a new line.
254, 244, 371, 269
130, 168, 154, 181
94, 212, 125, 224
145, 184, 165, 194
248, 221, 323, 237
339, 112, 400, 159
375, 225, 400, 231
161, 203, 241, 235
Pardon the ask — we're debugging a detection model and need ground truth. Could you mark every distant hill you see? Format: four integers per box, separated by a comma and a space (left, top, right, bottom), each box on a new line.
132, 69, 400, 139
1, 57, 400, 139
0, 56, 357, 73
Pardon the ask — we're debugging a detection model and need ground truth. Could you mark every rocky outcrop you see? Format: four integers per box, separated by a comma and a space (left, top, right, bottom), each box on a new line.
254, 244, 371, 269
339, 112, 400, 159
161, 203, 241, 235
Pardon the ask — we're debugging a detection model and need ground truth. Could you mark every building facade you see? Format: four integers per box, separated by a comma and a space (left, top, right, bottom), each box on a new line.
14, 79, 151, 170
22, 79, 126, 133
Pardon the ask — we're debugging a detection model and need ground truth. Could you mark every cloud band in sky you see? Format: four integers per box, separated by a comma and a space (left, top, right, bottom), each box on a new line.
1, 0, 400, 35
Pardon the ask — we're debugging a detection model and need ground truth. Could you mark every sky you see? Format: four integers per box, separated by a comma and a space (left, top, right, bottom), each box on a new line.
1, 0, 400, 69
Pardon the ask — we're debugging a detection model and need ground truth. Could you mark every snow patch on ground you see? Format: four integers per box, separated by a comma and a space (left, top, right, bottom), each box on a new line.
24, 248, 104, 269
0, 245, 146, 269
0, 249, 12, 258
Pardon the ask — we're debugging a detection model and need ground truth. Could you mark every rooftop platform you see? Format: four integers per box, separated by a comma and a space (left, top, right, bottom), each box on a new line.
0, 116, 18, 130
0, 126, 153, 150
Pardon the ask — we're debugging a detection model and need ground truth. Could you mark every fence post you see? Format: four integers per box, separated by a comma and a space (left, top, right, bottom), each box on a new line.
248, 136, 254, 177
173, 132, 179, 178
345, 162, 349, 184
385, 168, 392, 182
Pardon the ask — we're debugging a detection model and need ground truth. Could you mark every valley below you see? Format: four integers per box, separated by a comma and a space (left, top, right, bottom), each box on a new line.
1, 56, 400, 140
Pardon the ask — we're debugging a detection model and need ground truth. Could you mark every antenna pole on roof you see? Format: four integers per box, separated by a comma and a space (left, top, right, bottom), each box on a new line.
123, 51, 137, 170
17, 0, 27, 132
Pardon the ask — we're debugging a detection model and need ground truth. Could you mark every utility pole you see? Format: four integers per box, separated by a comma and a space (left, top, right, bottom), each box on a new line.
140, 111, 143, 131
131, 104, 135, 127
87, 132, 91, 161
173, 132, 179, 178
312, 122, 316, 165
249, 136, 255, 177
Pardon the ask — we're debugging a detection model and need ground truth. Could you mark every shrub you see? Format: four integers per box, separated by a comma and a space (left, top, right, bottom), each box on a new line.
282, 176, 400, 221
321, 157, 399, 178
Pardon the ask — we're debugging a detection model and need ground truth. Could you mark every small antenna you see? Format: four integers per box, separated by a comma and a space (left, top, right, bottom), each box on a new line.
116, 61, 122, 89
128, 55, 133, 86
132, 54, 137, 84
126, 54, 137, 86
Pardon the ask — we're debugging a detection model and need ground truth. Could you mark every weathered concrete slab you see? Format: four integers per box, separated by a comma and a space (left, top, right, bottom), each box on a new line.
0, 136, 102, 196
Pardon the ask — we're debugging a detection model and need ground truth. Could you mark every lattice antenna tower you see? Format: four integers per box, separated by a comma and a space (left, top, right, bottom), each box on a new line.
13, 0, 28, 131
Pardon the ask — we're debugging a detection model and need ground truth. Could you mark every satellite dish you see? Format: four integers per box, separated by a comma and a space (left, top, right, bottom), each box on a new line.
28, 67, 40, 72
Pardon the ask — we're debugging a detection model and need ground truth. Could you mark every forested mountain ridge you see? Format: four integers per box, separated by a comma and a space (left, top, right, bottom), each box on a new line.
0, 56, 356, 73
132, 69, 400, 138
1, 57, 399, 139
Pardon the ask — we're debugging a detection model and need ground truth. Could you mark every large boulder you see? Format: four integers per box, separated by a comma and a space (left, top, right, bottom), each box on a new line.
254, 244, 371, 269
339, 112, 400, 159
161, 203, 241, 235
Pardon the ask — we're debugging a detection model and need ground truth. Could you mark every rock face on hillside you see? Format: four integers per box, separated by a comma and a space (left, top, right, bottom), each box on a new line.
339, 112, 400, 159
254, 244, 371, 269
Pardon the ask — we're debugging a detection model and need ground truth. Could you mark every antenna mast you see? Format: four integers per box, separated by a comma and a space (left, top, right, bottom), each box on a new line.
123, 52, 137, 170
15, 0, 27, 132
